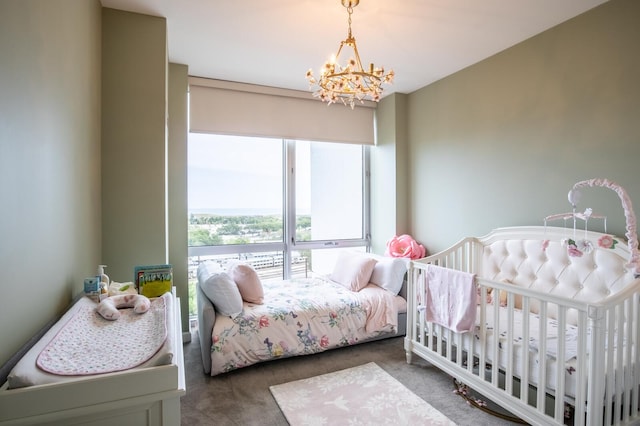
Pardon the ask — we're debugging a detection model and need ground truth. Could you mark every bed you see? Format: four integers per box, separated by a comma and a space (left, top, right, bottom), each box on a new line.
405, 179, 640, 425
197, 252, 408, 376
0, 288, 185, 425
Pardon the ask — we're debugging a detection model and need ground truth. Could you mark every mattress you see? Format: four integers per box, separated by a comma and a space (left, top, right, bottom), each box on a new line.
7, 292, 176, 389
431, 305, 611, 402
210, 276, 405, 375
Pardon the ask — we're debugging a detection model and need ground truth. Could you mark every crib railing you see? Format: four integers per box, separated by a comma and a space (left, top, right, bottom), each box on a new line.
405, 238, 640, 426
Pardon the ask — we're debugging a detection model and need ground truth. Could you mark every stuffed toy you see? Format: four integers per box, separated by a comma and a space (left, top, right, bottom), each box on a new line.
97, 294, 151, 320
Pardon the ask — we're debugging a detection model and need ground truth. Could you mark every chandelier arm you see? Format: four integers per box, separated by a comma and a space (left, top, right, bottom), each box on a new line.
349, 39, 367, 74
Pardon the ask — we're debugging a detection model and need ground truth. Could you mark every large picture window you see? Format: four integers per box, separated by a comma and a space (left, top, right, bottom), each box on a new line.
187, 133, 370, 315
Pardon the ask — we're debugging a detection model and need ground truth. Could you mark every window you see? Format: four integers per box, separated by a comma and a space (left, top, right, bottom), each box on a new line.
187, 134, 370, 316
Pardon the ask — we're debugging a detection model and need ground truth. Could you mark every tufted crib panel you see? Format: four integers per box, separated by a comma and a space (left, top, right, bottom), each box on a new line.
479, 228, 638, 326
405, 226, 640, 426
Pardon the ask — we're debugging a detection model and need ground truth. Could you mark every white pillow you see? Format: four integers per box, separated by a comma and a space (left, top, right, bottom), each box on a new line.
197, 262, 243, 317
330, 252, 377, 292
369, 257, 409, 295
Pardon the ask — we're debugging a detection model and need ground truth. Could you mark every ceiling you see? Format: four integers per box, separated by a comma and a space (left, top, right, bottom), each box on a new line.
100, 0, 608, 98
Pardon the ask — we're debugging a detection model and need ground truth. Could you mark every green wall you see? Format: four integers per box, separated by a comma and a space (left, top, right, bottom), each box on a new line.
168, 63, 190, 338
101, 8, 167, 281
399, 0, 640, 253
371, 93, 409, 254
102, 9, 190, 337
0, 0, 102, 367
0, 4, 191, 370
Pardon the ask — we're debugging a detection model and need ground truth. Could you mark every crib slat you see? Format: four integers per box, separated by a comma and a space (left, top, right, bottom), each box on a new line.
587, 305, 605, 426
520, 296, 531, 409
574, 309, 587, 426
478, 286, 487, 380
605, 307, 615, 426
491, 297, 500, 387
554, 306, 567, 423
622, 297, 633, 424
537, 301, 548, 415
615, 300, 625, 425
505, 297, 514, 396
632, 293, 640, 417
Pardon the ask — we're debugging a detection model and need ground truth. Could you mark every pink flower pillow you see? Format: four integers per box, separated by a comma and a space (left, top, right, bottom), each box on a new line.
385, 235, 426, 260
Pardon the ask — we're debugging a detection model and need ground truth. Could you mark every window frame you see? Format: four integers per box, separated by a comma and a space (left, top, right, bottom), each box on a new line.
187, 136, 371, 279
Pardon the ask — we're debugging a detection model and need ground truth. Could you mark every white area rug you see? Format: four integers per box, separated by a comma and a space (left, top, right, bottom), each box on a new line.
269, 362, 456, 425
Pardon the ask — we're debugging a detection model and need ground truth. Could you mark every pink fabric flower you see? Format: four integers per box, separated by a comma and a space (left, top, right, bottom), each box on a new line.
598, 235, 618, 249
567, 243, 583, 257
385, 234, 426, 260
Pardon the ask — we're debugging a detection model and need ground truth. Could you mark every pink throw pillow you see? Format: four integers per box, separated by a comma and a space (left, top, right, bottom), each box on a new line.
227, 262, 264, 304
330, 252, 378, 292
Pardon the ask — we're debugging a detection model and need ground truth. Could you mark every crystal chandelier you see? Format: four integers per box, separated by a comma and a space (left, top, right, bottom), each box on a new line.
306, 0, 394, 109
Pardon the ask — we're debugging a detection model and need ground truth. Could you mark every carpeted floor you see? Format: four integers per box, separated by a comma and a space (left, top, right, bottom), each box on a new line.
180, 332, 526, 425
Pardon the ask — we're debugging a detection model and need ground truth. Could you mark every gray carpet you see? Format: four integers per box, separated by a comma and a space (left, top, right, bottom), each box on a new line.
180, 332, 526, 425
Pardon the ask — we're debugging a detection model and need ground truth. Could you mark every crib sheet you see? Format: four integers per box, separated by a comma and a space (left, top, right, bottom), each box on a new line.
7, 293, 175, 389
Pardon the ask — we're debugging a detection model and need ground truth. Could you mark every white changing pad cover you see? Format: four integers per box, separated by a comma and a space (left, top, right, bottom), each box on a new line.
37, 293, 169, 375
7, 293, 175, 389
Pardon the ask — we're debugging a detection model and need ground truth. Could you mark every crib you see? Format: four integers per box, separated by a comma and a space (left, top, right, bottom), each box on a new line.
405, 179, 640, 425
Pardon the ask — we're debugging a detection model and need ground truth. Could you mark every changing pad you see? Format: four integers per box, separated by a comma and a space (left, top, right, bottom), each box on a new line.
37, 293, 169, 375
7, 293, 175, 389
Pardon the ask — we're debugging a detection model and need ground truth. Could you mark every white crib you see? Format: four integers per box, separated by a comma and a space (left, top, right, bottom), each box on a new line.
405, 224, 640, 425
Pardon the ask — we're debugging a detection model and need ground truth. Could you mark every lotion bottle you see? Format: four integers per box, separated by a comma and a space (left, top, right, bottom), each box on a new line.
98, 265, 110, 300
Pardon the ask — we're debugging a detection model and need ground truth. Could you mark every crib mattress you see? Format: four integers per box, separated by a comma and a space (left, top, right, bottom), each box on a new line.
430, 306, 591, 401
7, 293, 176, 389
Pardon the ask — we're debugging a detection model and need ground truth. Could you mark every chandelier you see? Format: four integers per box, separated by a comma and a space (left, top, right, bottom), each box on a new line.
306, 0, 394, 109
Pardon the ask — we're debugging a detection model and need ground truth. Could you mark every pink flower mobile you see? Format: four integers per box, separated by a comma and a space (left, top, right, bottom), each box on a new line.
385, 234, 426, 260
598, 234, 618, 249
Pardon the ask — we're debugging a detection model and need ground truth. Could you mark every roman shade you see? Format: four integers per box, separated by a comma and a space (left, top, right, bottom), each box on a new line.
189, 77, 375, 145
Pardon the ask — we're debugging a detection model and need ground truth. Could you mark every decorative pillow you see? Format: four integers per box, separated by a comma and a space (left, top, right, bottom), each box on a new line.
227, 262, 264, 304
330, 252, 378, 292
197, 262, 243, 317
369, 257, 409, 295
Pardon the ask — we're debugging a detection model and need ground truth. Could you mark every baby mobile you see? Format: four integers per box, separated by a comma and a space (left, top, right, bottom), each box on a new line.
543, 178, 640, 278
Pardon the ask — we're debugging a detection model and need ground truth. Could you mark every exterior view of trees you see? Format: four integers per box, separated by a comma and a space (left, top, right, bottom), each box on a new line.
188, 214, 311, 246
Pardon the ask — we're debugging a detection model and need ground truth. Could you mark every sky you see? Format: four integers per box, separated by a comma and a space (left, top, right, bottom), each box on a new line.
187, 133, 310, 214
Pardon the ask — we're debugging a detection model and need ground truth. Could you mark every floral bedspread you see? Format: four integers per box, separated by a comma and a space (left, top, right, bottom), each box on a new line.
210, 276, 398, 375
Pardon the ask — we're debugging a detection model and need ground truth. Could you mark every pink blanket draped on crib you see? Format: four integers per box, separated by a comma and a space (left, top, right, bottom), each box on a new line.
424, 264, 476, 333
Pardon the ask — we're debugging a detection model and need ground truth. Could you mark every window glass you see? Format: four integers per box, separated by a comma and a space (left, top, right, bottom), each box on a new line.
187, 134, 369, 319
188, 134, 283, 246
295, 141, 364, 241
